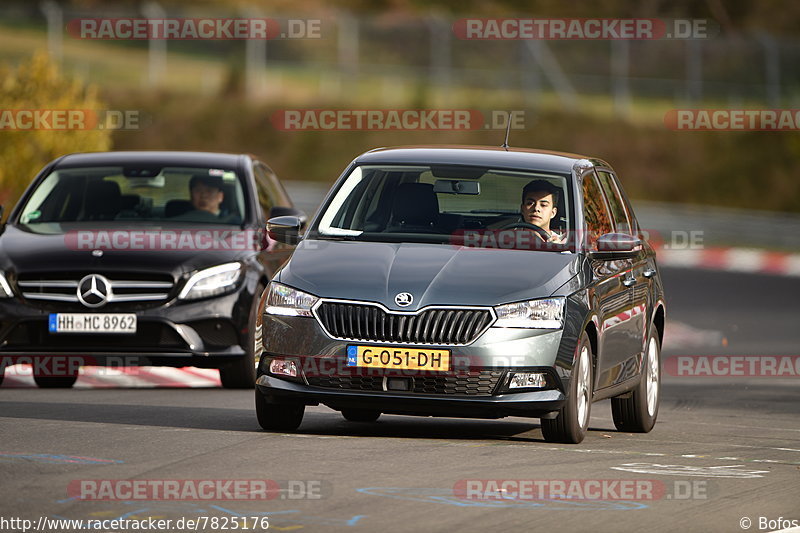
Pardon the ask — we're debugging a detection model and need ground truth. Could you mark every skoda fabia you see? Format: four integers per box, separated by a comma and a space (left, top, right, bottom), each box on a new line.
256, 146, 666, 443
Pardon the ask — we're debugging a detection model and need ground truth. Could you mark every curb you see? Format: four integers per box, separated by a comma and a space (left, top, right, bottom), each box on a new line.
656, 246, 800, 277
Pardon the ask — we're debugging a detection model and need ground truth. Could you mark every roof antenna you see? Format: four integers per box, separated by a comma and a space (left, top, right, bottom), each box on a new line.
501, 111, 512, 151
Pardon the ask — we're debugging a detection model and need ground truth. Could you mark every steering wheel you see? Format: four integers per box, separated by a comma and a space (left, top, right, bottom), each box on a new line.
497, 220, 552, 242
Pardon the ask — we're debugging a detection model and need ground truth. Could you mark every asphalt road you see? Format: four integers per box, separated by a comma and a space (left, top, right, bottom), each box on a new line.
1, 267, 798, 533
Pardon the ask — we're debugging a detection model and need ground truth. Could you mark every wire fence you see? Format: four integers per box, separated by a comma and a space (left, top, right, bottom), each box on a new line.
2, 3, 799, 109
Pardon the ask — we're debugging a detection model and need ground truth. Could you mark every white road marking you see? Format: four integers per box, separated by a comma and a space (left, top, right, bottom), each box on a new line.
611, 463, 769, 478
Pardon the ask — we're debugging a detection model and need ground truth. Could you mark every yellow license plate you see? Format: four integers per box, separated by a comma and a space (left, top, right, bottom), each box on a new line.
346, 345, 450, 371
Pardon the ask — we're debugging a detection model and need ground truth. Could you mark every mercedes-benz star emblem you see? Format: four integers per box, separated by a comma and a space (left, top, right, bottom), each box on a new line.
77, 274, 111, 308
394, 292, 413, 307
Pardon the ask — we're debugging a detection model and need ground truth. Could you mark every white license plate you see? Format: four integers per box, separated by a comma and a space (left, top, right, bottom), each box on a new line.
48, 313, 137, 334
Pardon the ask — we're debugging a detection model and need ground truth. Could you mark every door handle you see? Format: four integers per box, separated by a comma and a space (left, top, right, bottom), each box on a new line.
643, 268, 657, 278
622, 277, 636, 287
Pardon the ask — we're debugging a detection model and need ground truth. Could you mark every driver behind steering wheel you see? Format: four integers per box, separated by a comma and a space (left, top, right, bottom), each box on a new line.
520, 179, 565, 243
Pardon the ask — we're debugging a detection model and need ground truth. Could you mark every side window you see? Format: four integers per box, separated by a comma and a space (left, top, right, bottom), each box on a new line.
252, 164, 273, 217
253, 162, 291, 219
596, 171, 632, 234
581, 172, 614, 250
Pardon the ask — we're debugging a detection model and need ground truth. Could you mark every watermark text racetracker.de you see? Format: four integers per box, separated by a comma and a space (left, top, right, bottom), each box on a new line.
68, 17, 321, 40
0, 109, 140, 130
1, 355, 144, 377
65, 229, 264, 251
664, 355, 800, 378
453, 18, 714, 40
454, 478, 712, 501
68, 478, 328, 500
665, 109, 800, 131
271, 109, 526, 131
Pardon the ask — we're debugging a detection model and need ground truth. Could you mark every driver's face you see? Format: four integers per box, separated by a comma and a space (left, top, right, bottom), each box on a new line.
521, 191, 557, 231
191, 183, 224, 214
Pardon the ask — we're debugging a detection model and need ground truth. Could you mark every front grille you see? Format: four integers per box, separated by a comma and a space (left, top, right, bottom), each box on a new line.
305, 370, 504, 396
315, 301, 494, 345
17, 273, 174, 308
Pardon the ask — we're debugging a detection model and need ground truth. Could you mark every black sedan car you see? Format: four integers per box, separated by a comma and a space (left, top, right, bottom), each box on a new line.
256, 146, 665, 444
0, 151, 303, 388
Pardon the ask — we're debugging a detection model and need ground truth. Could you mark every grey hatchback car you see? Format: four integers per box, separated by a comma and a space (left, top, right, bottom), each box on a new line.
256, 146, 665, 443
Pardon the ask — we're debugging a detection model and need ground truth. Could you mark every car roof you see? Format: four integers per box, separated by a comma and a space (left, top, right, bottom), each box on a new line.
54, 151, 246, 169
354, 145, 609, 174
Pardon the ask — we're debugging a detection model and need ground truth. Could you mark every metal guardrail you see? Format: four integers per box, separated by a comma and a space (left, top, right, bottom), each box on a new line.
284, 181, 800, 252
632, 200, 800, 251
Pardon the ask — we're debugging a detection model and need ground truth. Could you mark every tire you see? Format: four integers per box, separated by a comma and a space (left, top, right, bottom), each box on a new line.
612, 325, 661, 433
541, 332, 593, 444
33, 375, 78, 388
341, 408, 381, 422
255, 389, 304, 431
219, 284, 266, 389
0, 366, 4, 387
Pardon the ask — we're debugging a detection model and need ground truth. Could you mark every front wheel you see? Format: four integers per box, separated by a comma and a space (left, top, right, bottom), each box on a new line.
541, 332, 593, 444
220, 284, 266, 389
612, 325, 661, 433
255, 390, 304, 431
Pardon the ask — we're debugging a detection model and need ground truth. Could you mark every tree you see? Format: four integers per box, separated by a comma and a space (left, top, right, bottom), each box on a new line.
0, 52, 111, 211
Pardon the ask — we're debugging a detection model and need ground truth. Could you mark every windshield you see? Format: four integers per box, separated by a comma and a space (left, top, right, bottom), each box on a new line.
18, 166, 247, 227
313, 164, 573, 251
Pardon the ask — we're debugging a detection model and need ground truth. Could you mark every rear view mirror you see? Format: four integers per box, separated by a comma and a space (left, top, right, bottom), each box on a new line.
589, 233, 642, 260
267, 215, 304, 245
433, 180, 480, 195
269, 206, 307, 226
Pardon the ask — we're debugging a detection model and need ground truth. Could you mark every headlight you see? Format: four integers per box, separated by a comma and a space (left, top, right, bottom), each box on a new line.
494, 297, 565, 329
0, 273, 12, 298
264, 283, 318, 317
178, 262, 242, 300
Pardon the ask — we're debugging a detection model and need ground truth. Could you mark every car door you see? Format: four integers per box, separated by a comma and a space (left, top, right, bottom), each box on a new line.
597, 170, 649, 370
582, 170, 638, 390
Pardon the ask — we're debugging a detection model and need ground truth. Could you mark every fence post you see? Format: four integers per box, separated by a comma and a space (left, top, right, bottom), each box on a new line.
759, 33, 781, 107
685, 39, 703, 103
611, 39, 631, 116
142, 1, 167, 88
427, 16, 451, 99
524, 40, 578, 108
244, 9, 268, 101
338, 12, 359, 77
520, 40, 541, 108
39, 0, 63, 66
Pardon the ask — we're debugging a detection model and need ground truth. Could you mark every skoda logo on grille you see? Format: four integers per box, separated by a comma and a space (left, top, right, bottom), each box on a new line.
394, 292, 413, 307
77, 274, 111, 308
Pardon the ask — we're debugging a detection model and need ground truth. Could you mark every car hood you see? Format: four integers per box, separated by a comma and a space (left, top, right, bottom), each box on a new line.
0, 224, 252, 279
277, 239, 580, 310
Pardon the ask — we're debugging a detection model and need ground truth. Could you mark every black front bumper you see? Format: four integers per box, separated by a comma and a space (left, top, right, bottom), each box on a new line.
0, 286, 252, 368
256, 374, 566, 419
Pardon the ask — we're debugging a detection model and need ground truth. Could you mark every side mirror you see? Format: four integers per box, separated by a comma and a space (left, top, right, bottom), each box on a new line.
589, 233, 642, 260
269, 206, 307, 227
267, 215, 303, 245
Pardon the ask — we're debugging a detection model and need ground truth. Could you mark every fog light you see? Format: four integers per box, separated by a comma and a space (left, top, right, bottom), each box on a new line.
509, 372, 547, 389
269, 359, 298, 378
